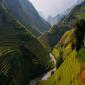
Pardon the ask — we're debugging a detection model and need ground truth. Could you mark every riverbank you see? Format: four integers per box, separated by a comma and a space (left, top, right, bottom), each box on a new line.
29, 53, 56, 85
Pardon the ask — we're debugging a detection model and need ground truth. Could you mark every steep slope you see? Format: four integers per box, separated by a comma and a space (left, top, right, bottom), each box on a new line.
39, 25, 66, 51
38, 51, 81, 85
38, 19, 85, 85
0, 5, 52, 85
2, 0, 50, 37
39, 0, 85, 50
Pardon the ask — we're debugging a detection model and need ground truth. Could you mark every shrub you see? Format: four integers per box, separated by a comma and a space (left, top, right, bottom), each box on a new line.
79, 48, 85, 62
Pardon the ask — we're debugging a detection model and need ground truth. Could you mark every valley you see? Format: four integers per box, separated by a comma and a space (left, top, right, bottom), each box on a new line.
29, 53, 56, 85
0, 0, 85, 85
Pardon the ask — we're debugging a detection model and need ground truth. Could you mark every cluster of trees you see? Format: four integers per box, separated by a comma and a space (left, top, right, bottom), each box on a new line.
56, 50, 63, 68
56, 19, 85, 68
76, 19, 85, 51
72, 19, 85, 52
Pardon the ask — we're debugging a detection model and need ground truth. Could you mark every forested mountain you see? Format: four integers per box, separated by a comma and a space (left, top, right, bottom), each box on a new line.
2, 0, 50, 37
38, 19, 85, 85
0, 4, 52, 85
0, 0, 85, 85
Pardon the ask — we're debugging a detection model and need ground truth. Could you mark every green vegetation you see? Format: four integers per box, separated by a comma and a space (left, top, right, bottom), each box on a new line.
52, 29, 74, 60
74, 20, 85, 52
3, 0, 51, 37
38, 19, 85, 85
0, 1, 85, 85
52, 44, 60, 59
73, 19, 85, 64
0, 5, 53, 84
79, 48, 85, 62
39, 1, 85, 51
56, 52, 63, 68
38, 51, 81, 85
38, 25, 65, 51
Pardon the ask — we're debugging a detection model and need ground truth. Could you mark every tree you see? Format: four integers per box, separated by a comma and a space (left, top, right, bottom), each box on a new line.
56, 50, 63, 68
75, 19, 85, 52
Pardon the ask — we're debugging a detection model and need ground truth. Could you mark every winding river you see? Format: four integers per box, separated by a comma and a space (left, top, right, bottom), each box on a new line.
29, 53, 56, 85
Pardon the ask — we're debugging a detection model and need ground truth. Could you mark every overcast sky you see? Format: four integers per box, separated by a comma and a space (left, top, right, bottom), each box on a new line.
29, 0, 78, 18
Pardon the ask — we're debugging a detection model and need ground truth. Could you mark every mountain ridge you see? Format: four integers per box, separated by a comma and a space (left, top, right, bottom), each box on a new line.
2, 0, 50, 37
0, 4, 53, 84
39, 0, 85, 50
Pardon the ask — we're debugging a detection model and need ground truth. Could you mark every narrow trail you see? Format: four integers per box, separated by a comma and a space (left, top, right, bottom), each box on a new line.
80, 70, 85, 85
29, 53, 56, 85
80, 64, 85, 85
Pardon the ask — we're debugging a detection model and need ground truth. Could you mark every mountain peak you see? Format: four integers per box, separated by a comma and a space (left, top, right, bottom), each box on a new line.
77, 0, 84, 4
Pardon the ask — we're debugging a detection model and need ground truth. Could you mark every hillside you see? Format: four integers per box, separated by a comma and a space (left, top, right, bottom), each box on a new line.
39, 0, 85, 50
2, 0, 50, 37
38, 19, 85, 85
38, 51, 81, 85
0, 4, 53, 85
38, 25, 66, 51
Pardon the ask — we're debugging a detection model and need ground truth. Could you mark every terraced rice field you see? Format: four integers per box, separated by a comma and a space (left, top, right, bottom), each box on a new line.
38, 51, 82, 85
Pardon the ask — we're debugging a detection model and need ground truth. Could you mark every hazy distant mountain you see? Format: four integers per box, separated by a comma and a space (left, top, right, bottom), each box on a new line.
39, 0, 85, 50
2, 0, 50, 37
47, 0, 84, 26
47, 14, 63, 25
38, 11, 47, 20
47, 7, 74, 26
77, 0, 84, 4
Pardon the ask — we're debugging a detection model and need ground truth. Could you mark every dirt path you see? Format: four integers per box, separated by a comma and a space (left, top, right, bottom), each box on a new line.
80, 64, 85, 85
29, 53, 56, 85
80, 70, 85, 85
